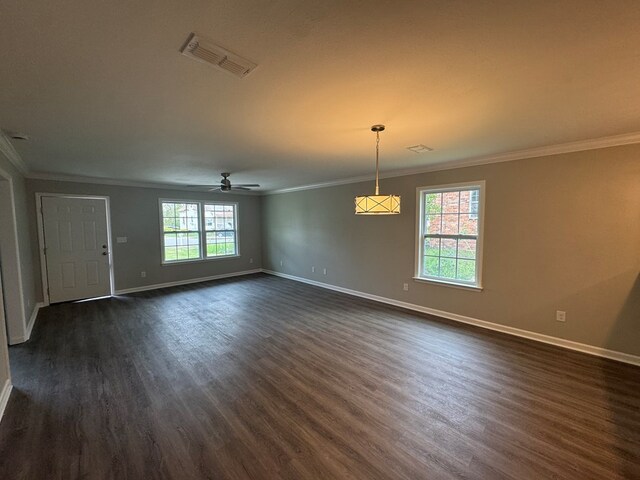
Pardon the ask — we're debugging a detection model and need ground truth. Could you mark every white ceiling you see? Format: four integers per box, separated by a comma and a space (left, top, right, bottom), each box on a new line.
1, 0, 640, 191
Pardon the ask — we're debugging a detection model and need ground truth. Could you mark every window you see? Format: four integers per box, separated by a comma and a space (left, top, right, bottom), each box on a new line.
160, 200, 238, 263
416, 182, 484, 288
204, 204, 237, 257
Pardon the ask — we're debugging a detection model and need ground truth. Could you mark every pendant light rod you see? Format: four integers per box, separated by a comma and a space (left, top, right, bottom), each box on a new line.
371, 124, 385, 195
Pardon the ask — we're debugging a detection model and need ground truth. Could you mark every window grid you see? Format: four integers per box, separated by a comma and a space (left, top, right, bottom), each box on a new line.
162, 202, 202, 263
419, 186, 481, 286
204, 204, 237, 258
161, 201, 238, 264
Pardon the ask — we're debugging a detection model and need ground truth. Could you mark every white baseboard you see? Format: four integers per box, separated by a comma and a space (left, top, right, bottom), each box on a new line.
9, 302, 44, 344
25, 302, 43, 340
0, 379, 12, 425
262, 269, 640, 367
114, 269, 263, 295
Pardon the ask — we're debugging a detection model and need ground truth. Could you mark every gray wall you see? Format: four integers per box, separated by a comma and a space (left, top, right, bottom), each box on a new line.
262, 143, 640, 357
25, 179, 262, 297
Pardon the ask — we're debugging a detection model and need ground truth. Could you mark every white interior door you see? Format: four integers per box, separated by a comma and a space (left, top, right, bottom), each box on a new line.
41, 196, 112, 303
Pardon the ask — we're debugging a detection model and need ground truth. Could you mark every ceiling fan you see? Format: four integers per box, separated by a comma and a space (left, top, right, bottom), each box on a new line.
189, 172, 260, 192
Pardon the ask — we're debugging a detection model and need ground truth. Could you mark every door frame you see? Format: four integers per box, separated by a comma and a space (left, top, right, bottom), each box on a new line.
35, 193, 115, 306
0, 166, 28, 344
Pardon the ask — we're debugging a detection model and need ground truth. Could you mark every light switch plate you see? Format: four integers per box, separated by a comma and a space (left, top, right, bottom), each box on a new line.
116, 237, 128, 243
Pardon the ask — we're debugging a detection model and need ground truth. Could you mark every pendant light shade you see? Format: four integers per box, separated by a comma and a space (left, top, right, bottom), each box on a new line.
354, 125, 401, 215
354, 194, 401, 214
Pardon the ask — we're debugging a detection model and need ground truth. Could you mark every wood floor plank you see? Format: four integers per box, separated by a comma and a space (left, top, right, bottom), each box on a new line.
0, 273, 638, 479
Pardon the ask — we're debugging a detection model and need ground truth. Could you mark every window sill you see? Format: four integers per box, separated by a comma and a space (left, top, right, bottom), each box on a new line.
412, 276, 483, 291
162, 254, 241, 266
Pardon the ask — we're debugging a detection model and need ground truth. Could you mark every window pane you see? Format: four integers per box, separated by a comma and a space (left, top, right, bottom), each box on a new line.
162, 202, 176, 218
460, 190, 471, 214
441, 238, 457, 258
457, 259, 476, 282
188, 245, 200, 259
207, 242, 230, 257
424, 238, 440, 256
442, 191, 460, 213
164, 233, 177, 249
425, 193, 442, 214
442, 214, 459, 235
185, 217, 197, 231
187, 232, 199, 245
186, 203, 198, 216
457, 239, 476, 259
460, 216, 478, 235
425, 215, 442, 235
164, 246, 177, 261
163, 218, 178, 232
225, 242, 235, 255
424, 256, 439, 276
176, 232, 189, 247
440, 258, 456, 279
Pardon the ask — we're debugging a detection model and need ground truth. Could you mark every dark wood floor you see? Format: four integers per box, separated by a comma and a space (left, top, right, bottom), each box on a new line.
0, 274, 638, 479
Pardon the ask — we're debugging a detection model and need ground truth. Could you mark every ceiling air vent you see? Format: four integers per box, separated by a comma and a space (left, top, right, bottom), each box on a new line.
406, 144, 434, 154
180, 33, 256, 78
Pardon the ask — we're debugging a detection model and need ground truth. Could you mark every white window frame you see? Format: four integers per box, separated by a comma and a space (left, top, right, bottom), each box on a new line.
414, 181, 485, 290
159, 199, 240, 265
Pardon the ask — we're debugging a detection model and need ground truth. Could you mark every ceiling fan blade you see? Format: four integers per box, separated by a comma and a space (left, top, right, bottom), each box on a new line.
187, 184, 218, 188
208, 187, 223, 191
233, 184, 260, 187
232, 186, 252, 191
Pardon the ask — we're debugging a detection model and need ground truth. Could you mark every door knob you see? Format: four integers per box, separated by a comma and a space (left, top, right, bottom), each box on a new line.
102, 244, 107, 249
102, 252, 108, 255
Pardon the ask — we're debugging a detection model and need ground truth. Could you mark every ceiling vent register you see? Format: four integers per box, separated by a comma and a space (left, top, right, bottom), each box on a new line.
180, 33, 256, 78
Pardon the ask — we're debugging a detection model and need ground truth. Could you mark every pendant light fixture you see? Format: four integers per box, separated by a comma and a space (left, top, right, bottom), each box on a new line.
354, 125, 401, 215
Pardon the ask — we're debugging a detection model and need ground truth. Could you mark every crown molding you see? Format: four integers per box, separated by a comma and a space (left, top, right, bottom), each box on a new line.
25, 172, 262, 195
12, 129, 640, 195
266, 130, 640, 195
0, 131, 29, 175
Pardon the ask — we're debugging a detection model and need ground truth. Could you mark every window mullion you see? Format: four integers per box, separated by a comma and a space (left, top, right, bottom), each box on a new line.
199, 202, 205, 258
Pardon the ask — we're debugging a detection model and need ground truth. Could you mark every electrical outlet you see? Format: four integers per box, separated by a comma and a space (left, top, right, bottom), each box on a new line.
403, 283, 409, 291
323, 268, 327, 275
556, 310, 566, 322
141, 271, 146, 278
249, 258, 253, 264
311, 266, 315, 273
